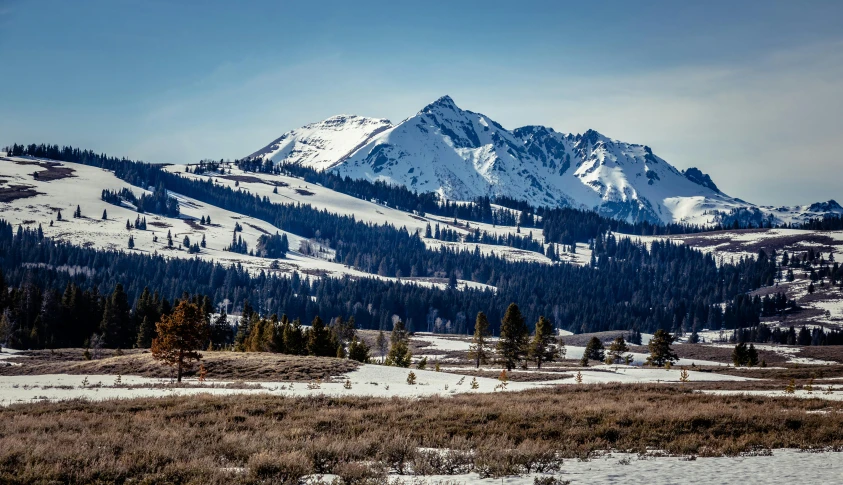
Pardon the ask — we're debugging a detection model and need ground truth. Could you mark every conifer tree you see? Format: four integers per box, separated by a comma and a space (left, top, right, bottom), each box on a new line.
607, 336, 630, 364
584, 337, 605, 363
283, 317, 306, 355
497, 303, 528, 370
233, 301, 254, 351
135, 316, 155, 348
732, 341, 749, 366
102, 209, 107, 220
272, 314, 288, 353
151, 299, 208, 382
646, 329, 678, 367
468, 311, 491, 368
385, 320, 412, 367
99, 283, 131, 348
376, 329, 388, 363
306, 315, 336, 357
529, 315, 558, 369
747, 343, 759, 366
348, 336, 370, 363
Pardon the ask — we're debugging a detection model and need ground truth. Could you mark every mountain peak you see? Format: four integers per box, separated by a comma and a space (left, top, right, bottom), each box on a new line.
421, 95, 459, 113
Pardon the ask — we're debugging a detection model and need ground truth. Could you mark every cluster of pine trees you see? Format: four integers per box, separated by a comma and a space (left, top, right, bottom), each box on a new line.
225, 302, 370, 362
729, 325, 843, 346
0, 269, 200, 351
100, 184, 179, 217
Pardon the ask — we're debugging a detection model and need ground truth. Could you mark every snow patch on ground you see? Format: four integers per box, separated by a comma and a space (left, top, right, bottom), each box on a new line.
378, 448, 843, 485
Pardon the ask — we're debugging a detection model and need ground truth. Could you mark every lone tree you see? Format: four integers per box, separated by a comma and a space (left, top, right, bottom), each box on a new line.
151, 299, 209, 382
607, 336, 630, 364
529, 315, 558, 369
497, 303, 528, 370
646, 329, 678, 367
468, 311, 491, 368
583, 337, 605, 363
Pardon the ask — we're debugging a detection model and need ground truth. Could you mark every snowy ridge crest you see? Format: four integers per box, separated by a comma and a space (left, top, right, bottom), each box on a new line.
250, 96, 840, 226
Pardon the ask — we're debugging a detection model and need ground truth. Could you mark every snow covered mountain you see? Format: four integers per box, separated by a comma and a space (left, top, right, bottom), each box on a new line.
249, 115, 392, 172
251, 96, 841, 226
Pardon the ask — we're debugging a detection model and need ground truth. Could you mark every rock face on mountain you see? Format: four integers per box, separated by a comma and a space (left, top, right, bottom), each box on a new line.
251, 96, 840, 225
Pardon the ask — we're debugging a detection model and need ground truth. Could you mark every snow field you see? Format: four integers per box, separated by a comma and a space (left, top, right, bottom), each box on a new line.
0, 360, 754, 406
368, 448, 843, 485
166, 165, 578, 266
0, 157, 490, 291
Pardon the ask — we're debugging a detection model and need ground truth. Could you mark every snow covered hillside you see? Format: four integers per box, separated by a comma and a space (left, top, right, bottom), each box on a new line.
0, 156, 503, 290
0, 155, 582, 294
162, 164, 585, 266
251, 96, 842, 226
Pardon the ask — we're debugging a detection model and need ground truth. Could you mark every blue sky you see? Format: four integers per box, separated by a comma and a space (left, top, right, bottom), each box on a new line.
1, 0, 841, 205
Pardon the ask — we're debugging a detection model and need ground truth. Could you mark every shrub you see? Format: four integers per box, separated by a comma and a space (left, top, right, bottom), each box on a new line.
248, 451, 311, 484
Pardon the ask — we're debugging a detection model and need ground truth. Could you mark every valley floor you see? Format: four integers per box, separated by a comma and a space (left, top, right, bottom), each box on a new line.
3, 335, 843, 483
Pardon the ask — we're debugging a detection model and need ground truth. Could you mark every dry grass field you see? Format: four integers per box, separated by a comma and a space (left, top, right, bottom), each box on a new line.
0, 349, 358, 382
2, 385, 842, 484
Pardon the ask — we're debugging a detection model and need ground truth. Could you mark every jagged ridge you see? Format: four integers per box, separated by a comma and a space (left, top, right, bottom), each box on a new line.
250, 96, 841, 226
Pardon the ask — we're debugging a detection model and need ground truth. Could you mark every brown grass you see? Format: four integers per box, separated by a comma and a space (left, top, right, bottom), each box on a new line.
0, 184, 41, 202
183, 219, 206, 231
1, 386, 842, 483
14, 160, 76, 181
0, 349, 358, 382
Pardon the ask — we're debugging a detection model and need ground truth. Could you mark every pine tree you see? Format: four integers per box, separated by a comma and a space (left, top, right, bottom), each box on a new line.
100, 283, 132, 348
732, 342, 747, 366
102, 209, 107, 220
151, 299, 208, 382
497, 303, 528, 370
376, 329, 388, 363
272, 314, 288, 353
607, 336, 630, 364
529, 315, 558, 369
283, 318, 306, 355
348, 336, 370, 363
128, 235, 134, 249
306, 316, 336, 357
747, 343, 759, 367
584, 337, 605, 363
646, 329, 678, 367
468, 311, 491, 368
385, 320, 412, 367
135, 316, 155, 348
233, 301, 253, 351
